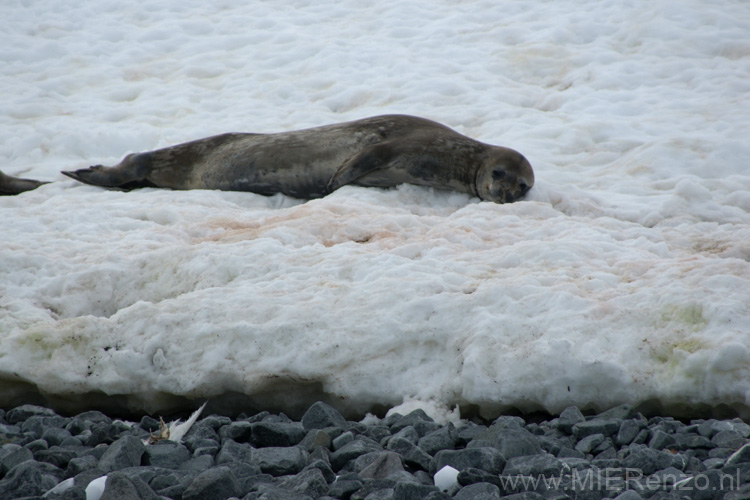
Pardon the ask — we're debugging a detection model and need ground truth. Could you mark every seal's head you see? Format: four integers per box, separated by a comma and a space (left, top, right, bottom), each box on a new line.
475, 147, 534, 203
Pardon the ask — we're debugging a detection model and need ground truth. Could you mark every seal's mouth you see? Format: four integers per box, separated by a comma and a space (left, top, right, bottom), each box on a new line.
496, 170, 533, 203
501, 185, 530, 203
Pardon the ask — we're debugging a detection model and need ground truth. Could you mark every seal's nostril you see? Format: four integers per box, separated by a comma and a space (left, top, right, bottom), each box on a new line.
519, 183, 528, 193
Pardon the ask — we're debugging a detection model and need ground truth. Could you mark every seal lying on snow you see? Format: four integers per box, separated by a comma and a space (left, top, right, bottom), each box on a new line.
6, 115, 535, 202
0, 170, 49, 196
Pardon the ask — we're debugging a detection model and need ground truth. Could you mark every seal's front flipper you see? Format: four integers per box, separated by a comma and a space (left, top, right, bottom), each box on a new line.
62, 153, 155, 190
326, 143, 397, 193
0, 170, 49, 196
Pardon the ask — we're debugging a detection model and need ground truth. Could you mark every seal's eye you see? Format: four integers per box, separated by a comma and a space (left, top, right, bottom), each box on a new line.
492, 169, 506, 180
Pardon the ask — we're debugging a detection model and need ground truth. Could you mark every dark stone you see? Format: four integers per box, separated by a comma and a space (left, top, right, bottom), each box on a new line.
726, 443, 750, 466
263, 412, 293, 424
389, 410, 434, 434
60, 436, 84, 447
613, 491, 644, 500
309, 445, 332, 465
622, 444, 673, 476
71, 410, 112, 426
302, 402, 347, 431
672, 433, 715, 450
328, 478, 363, 499
616, 420, 642, 447
98, 435, 146, 472
631, 428, 650, 445
454, 482, 501, 500
253, 446, 307, 476
144, 441, 191, 468
216, 438, 254, 465
301, 429, 335, 452
418, 424, 457, 456
457, 467, 505, 489
139, 415, 161, 433
201, 415, 233, 430
572, 420, 621, 440
21, 415, 69, 438
177, 453, 214, 473
558, 457, 592, 471
500, 493, 545, 500
331, 438, 382, 471
557, 407, 586, 434
424, 492, 453, 500
183, 466, 241, 500
100, 470, 159, 500
364, 426, 392, 444
502, 453, 564, 477
222, 460, 263, 484
33, 445, 77, 469
219, 421, 254, 442
387, 432, 416, 451
575, 433, 606, 454
648, 430, 677, 450
433, 447, 506, 475
192, 441, 220, 457
594, 404, 636, 420
359, 451, 404, 480
388, 470, 421, 484
5, 404, 57, 424
305, 459, 336, 483
0, 444, 33, 474
276, 467, 329, 498
713, 430, 747, 449
41, 427, 73, 446
148, 469, 189, 492
564, 468, 612, 499
489, 428, 542, 459
709, 447, 734, 459
649, 466, 690, 488
0, 423, 22, 443
333, 431, 356, 451
250, 421, 306, 447
393, 482, 439, 500
350, 479, 396, 500
677, 469, 729, 500
349, 451, 382, 474
386, 437, 432, 471
593, 445, 617, 461
84, 423, 119, 446
66, 454, 99, 476
456, 423, 486, 447
183, 421, 221, 450
490, 416, 526, 429
238, 472, 274, 494
557, 447, 585, 459
0, 459, 64, 497
253, 483, 316, 499
536, 435, 565, 456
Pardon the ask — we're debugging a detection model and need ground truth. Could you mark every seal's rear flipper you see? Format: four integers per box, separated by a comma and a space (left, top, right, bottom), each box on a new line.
0, 170, 49, 196
63, 153, 156, 191
62, 167, 157, 190
62, 166, 114, 187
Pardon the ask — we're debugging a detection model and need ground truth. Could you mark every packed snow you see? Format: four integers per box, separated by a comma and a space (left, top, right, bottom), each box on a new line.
1, 0, 749, 421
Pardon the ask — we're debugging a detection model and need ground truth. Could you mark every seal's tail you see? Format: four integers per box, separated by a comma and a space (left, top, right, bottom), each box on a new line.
0, 170, 48, 196
62, 161, 157, 191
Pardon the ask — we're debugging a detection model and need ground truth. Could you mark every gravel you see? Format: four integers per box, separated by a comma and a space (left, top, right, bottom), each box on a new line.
0, 402, 749, 499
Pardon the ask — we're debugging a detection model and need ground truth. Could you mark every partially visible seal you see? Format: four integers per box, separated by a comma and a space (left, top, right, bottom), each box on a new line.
0, 170, 48, 196
62, 114, 534, 203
